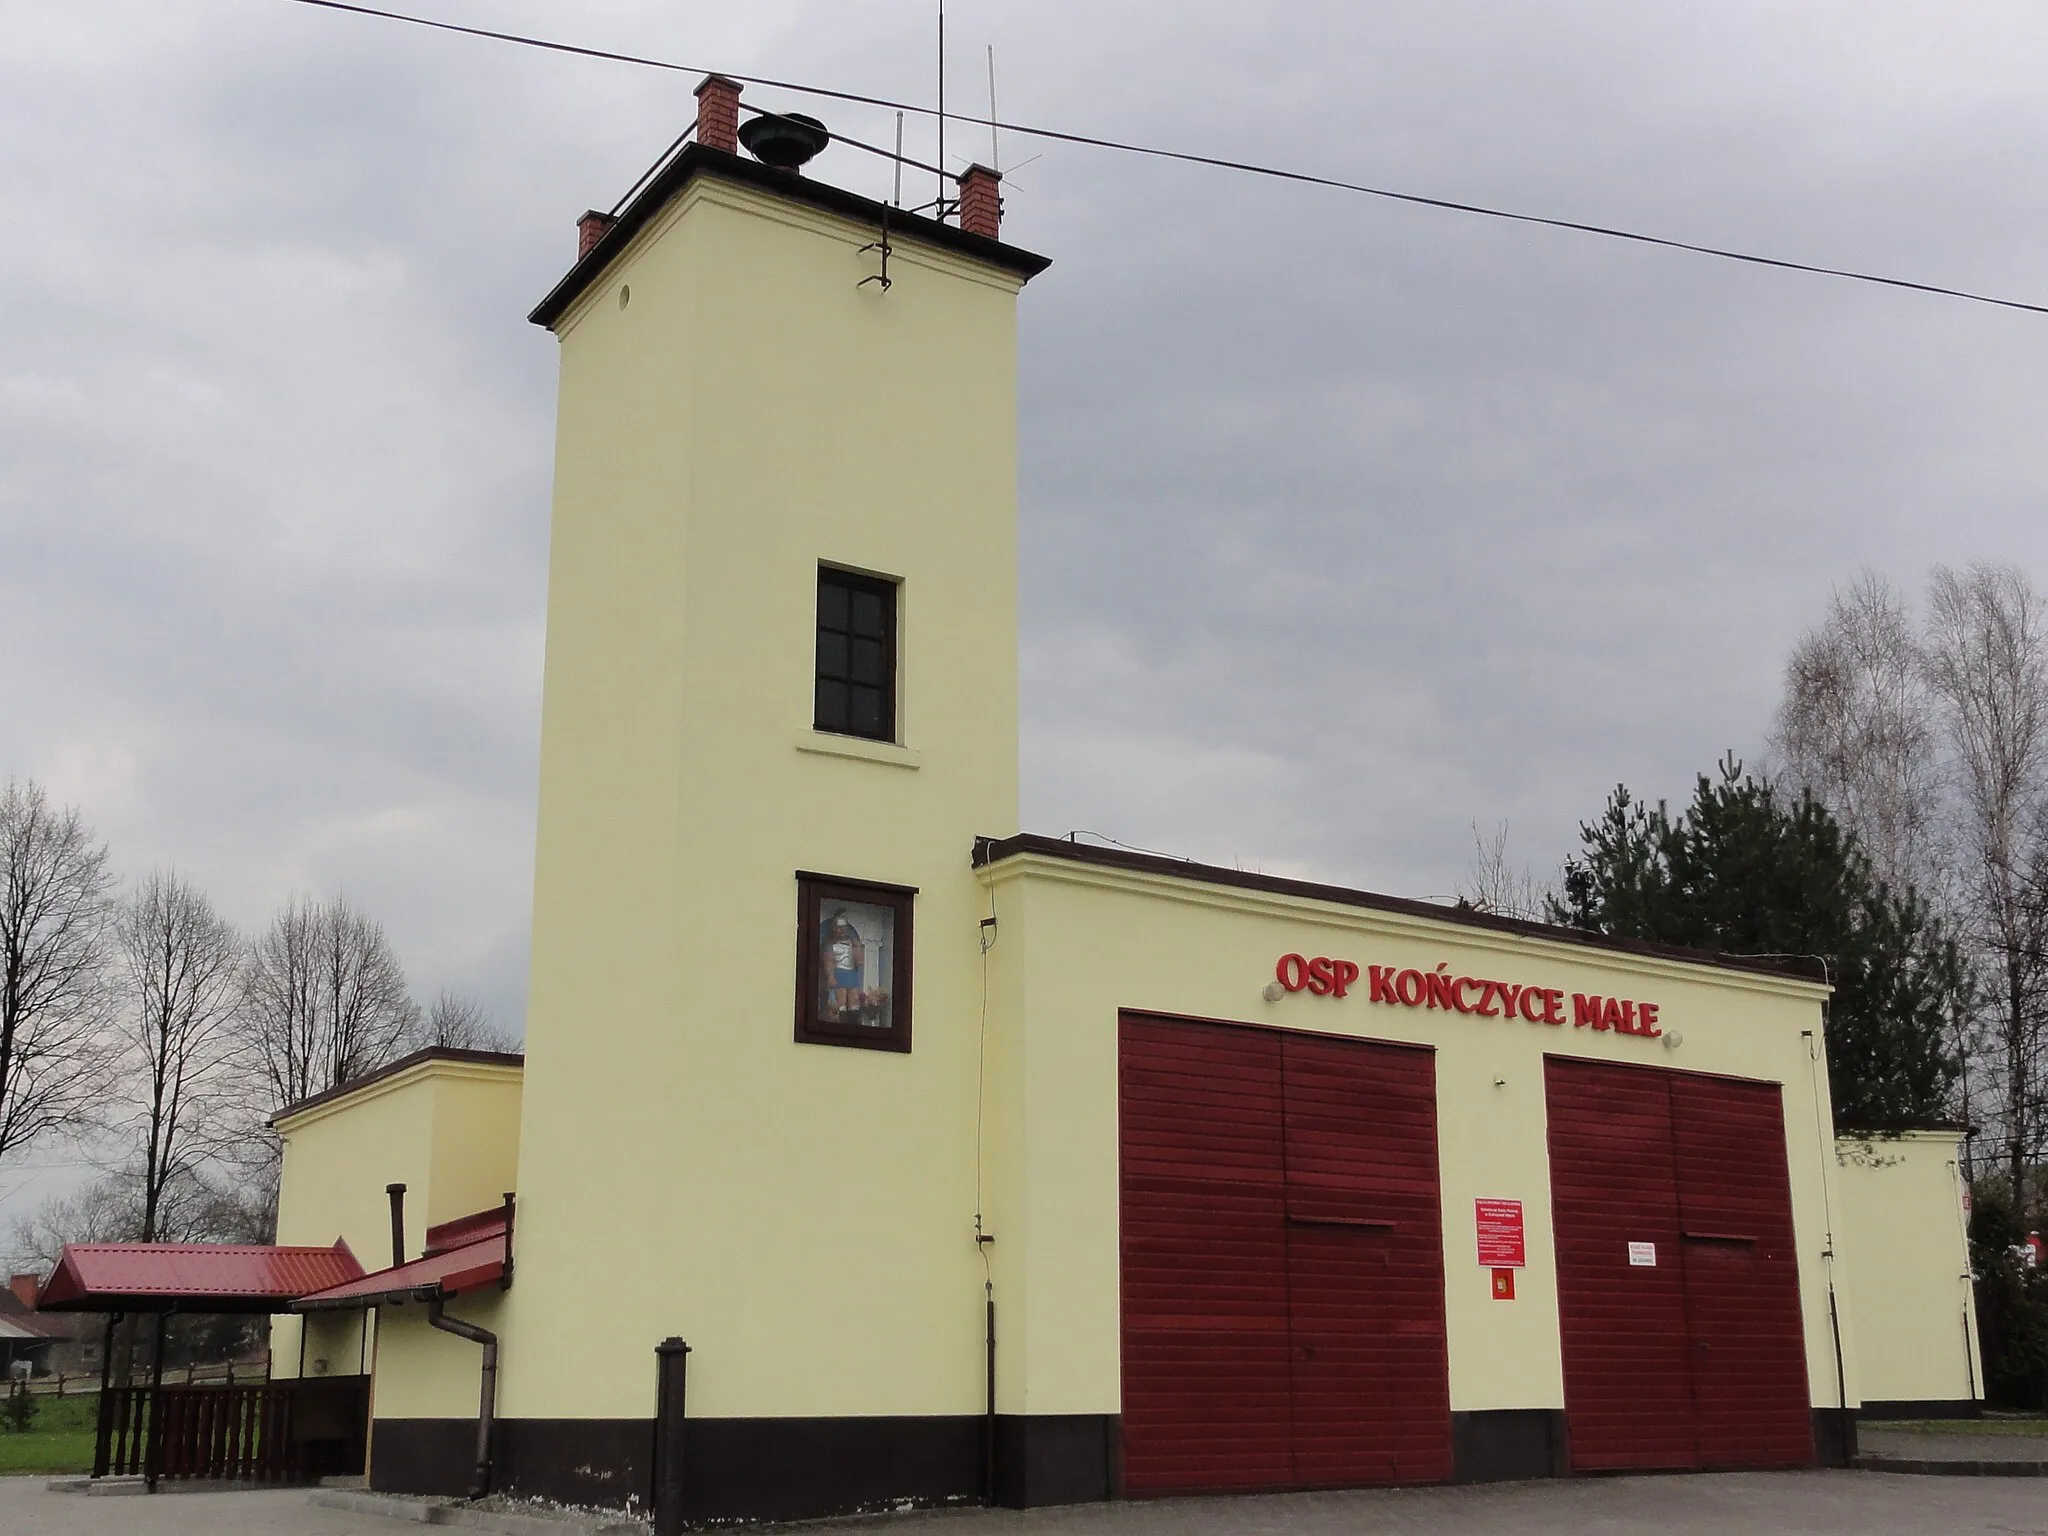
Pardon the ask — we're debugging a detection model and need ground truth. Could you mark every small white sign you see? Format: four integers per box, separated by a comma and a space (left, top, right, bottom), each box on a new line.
1628, 1241, 1657, 1268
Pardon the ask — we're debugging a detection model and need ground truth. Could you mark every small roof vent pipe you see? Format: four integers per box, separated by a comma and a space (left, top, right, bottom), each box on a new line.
386, 1183, 407, 1268
739, 112, 830, 172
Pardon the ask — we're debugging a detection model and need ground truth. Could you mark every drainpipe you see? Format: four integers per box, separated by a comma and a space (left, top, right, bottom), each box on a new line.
425, 1295, 496, 1499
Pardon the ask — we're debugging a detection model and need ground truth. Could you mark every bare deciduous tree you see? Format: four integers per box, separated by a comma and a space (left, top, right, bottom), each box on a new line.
1923, 562, 2048, 1203
4, 1174, 137, 1276
419, 990, 520, 1054
117, 871, 244, 1242
1458, 821, 1550, 922
0, 780, 118, 1165
1772, 569, 1944, 894
241, 894, 419, 1113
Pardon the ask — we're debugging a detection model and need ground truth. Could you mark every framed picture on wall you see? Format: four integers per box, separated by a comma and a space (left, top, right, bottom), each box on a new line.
794, 872, 915, 1052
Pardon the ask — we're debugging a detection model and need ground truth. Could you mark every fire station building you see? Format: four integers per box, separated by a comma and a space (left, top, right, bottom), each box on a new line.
267, 76, 1980, 1524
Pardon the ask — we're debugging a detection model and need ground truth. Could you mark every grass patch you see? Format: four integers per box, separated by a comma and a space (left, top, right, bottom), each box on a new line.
0, 1393, 99, 1476
1865, 1415, 2048, 1437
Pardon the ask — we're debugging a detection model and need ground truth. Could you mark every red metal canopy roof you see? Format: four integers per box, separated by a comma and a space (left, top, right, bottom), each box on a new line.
37, 1241, 364, 1314
295, 1204, 509, 1311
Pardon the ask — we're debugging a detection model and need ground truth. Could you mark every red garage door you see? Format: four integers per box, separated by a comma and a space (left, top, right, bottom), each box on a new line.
1118, 1014, 1450, 1495
1545, 1057, 1814, 1472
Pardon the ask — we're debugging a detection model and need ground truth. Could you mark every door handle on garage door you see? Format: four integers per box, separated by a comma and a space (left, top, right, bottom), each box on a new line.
1286, 1214, 1396, 1230
1681, 1231, 1757, 1244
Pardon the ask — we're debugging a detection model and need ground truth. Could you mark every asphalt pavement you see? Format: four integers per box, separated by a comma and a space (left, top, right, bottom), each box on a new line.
8, 1469, 2047, 1536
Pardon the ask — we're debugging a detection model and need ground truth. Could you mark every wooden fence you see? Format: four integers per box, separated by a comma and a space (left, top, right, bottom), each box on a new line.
93, 1377, 367, 1485
28, 1358, 271, 1397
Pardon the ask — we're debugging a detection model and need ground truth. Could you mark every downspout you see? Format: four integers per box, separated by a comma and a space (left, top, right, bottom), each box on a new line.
425, 1294, 497, 1500
1803, 1024, 1854, 1464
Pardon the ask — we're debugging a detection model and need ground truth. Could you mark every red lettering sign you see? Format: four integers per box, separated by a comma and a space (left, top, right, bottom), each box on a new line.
1280, 957, 1663, 1040
1476, 1199, 1526, 1268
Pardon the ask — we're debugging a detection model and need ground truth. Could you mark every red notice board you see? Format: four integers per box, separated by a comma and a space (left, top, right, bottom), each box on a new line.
1475, 1198, 1526, 1268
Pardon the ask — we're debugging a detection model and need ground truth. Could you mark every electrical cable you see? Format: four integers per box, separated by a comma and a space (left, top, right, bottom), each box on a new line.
282, 0, 2048, 318
1064, 829, 1195, 862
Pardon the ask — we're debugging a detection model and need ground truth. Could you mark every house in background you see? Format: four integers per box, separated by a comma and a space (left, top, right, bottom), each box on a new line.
0, 1273, 93, 1380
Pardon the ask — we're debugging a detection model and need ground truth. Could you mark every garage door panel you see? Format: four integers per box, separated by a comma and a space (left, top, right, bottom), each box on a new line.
1546, 1059, 1697, 1472
1547, 1057, 1815, 1475
1280, 1032, 1451, 1486
1120, 1016, 1450, 1494
1672, 1076, 1814, 1469
1120, 1017, 1291, 1493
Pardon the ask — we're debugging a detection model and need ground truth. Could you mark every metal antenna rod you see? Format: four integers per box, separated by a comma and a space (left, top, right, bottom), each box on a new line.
936, 1, 946, 210
986, 45, 999, 170
893, 111, 905, 205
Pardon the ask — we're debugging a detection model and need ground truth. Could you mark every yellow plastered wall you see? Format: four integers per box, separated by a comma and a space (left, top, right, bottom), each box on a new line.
1834, 1131, 1980, 1408
981, 856, 1852, 1420
499, 172, 1024, 1422
294, 1310, 372, 1381
428, 1074, 524, 1228
373, 1294, 508, 1421
270, 1058, 522, 1388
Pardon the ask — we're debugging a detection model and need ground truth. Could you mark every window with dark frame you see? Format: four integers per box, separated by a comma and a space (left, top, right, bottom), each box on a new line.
794, 873, 914, 1053
814, 567, 897, 742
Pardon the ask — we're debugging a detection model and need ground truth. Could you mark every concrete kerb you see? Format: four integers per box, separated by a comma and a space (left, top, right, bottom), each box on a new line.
309, 1488, 650, 1536
1857, 1454, 2048, 1476
47, 1476, 317, 1497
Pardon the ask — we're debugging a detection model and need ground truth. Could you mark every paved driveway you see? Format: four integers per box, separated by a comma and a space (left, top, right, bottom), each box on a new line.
7, 1471, 2048, 1536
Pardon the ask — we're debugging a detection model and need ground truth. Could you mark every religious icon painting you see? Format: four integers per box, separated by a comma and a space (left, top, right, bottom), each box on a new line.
794, 873, 915, 1051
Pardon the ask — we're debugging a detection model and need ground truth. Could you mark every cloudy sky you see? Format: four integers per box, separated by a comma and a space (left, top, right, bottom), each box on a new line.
4, 1, 2046, 1216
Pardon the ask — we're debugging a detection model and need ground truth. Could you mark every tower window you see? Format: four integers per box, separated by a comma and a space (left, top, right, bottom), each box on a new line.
815, 567, 897, 741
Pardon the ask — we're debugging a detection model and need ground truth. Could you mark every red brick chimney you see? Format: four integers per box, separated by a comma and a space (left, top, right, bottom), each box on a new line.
694, 75, 743, 154
9, 1273, 38, 1309
956, 164, 1002, 240
577, 211, 616, 261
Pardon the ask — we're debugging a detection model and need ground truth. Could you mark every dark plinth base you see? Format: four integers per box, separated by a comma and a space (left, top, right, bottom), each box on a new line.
994, 1414, 1119, 1506
1859, 1398, 1983, 1421
374, 1414, 1062, 1520
1451, 1409, 1570, 1482
377, 1401, 1850, 1517
1813, 1407, 1859, 1467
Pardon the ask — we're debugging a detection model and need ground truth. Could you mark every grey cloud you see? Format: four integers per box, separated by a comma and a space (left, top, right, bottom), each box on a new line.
4, 1, 2047, 1221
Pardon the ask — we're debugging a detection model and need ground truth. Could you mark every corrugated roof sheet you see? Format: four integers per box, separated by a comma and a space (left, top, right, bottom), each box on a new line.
295, 1207, 508, 1310
37, 1242, 364, 1313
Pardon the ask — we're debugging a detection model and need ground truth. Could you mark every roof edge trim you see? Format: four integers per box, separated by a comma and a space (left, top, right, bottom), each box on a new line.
529, 143, 1050, 329
270, 1047, 524, 1130
973, 832, 1832, 989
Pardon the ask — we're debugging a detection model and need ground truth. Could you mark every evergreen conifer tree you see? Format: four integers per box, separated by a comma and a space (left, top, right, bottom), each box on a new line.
1550, 756, 1964, 1132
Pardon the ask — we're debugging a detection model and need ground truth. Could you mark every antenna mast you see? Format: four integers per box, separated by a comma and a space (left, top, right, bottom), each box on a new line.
986, 45, 999, 170
936, 2, 946, 212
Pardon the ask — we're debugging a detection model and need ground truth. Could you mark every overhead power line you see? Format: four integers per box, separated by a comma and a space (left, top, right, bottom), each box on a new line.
284, 0, 2048, 318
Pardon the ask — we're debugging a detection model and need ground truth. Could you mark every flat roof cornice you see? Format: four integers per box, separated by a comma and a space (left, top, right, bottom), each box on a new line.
270, 1046, 524, 1131
973, 833, 1832, 997
530, 144, 1052, 330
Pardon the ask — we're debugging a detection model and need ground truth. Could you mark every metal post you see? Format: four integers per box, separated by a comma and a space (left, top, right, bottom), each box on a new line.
983, 1287, 997, 1505
142, 1312, 168, 1492
499, 1193, 516, 1291
91, 1312, 117, 1478
652, 1338, 691, 1536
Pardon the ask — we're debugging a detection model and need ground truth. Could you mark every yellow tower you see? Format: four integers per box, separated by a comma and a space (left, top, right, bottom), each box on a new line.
483, 79, 1047, 1511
